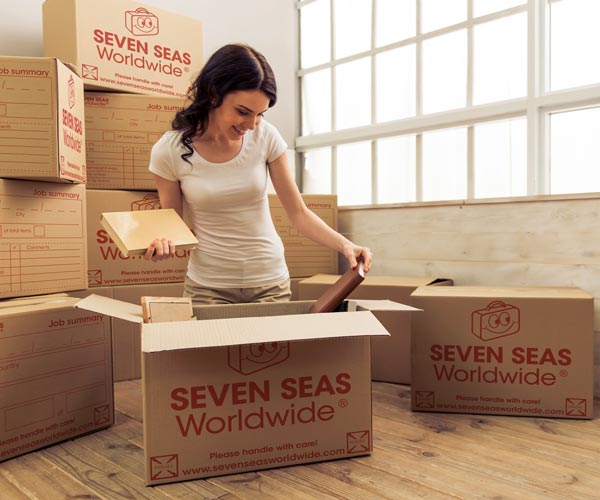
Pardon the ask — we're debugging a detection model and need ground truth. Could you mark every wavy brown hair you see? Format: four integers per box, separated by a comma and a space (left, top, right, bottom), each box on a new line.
172, 44, 278, 163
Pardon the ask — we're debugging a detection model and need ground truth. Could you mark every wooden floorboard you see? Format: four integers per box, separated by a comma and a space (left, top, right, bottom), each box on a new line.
1, 380, 599, 500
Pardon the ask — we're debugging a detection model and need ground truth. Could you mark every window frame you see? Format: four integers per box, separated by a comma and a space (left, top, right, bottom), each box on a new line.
295, 0, 600, 206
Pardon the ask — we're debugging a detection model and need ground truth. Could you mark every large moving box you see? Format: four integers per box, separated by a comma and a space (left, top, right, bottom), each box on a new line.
298, 275, 451, 383
84, 92, 185, 190
86, 189, 190, 287
43, 0, 203, 98
76, 295, 416, 484
0, 179, 87, 299
410, 286, 594, 419
269, 194, 338, 278
0, 295, 113, 462
0, 57, 85, 183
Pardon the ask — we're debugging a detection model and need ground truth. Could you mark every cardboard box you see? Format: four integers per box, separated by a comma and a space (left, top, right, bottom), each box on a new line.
0, 295, 113, 462
75, 295, 416, 484
84, 92, 185, 190
298, 276, 452, 383
43, 0, 203, 98
410, 286, 594, 419
269, 194, 338, 278
0, 56, 85, 183
86, 189, 190, 287
0, 179, 87, 299
71, 283, 184, 382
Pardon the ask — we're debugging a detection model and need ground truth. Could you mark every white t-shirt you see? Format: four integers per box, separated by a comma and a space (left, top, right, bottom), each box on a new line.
149, 120, 289, 288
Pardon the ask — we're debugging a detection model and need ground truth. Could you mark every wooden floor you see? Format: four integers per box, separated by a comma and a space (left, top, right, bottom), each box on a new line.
1, 381, 599, 500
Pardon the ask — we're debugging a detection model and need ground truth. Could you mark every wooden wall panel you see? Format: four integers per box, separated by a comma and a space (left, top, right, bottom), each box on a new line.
339, 197, 600, 397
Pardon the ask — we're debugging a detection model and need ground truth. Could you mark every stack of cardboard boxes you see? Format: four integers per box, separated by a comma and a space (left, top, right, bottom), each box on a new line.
0, 0, 361, 481
0, 0, 595, 487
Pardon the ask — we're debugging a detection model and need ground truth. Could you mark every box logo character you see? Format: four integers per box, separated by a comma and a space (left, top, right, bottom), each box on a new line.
125, 8, 159, 36
67, 75, 76, 109
228, 342, 290, 375
472, 300, 520, 341
131, 193, 161, 211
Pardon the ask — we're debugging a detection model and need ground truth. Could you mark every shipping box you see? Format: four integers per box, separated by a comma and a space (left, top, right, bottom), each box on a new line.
84, 92, 185, 190
0, 295, 113, 462
43, 0, 203, 98
410, 286, 594, 419
0, 56, 85, 183
86, 189, 190, 287
75, 295, 417, 484
269, 194, 338, 278
0, 179, 87, 299
298, 275, 452, 383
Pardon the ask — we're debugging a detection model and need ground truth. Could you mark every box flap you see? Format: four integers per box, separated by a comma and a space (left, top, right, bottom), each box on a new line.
0, 296, 80, 317
142, 310, 391, 353
349, 299, 421, 312
75, 294, 143, 323
411, 285, 593, 299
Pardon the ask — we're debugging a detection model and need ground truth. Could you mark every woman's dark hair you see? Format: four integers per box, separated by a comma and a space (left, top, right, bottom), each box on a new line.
172, 44, 277, 163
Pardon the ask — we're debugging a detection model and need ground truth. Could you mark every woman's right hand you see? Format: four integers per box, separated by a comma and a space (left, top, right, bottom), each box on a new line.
144, 238, 175, 261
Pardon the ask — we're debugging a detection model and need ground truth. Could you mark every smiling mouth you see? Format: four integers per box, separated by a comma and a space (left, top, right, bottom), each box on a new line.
233, 126, 247, 136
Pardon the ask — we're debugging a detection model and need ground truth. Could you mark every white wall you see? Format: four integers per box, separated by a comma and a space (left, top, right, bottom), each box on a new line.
0, 0, 297, 144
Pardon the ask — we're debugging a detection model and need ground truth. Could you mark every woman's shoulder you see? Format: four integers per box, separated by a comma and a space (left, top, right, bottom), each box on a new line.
256, 119, 280, 138
153, 130, 184, 151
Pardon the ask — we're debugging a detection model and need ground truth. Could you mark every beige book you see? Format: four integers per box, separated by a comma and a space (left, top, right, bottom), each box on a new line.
141, 296, 194, 323
100, 209, 198, 257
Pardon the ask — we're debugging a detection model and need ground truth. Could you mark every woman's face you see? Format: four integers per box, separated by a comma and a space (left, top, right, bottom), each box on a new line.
209, 90, 270, 140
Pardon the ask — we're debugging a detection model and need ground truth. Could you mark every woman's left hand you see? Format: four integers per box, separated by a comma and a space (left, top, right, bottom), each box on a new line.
344, 245, 373, 273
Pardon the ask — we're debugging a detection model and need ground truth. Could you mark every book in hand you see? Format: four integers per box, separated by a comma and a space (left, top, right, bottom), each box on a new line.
100, 208, 198, 257
308, 261, 365, 313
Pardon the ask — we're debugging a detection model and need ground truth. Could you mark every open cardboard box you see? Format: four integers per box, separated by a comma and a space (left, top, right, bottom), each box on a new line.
75, 294, 418, 485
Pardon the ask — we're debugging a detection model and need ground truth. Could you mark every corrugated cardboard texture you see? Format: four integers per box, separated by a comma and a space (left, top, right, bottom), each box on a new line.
0, 179, 87, 298
86, 189, 189, 287
43, 0, 203, 97
0, 56, 85, 183
410, 286, 594, 419
84, 92, 186, 190
269, 194, 338, 278
0, 296, 113, 462
298, 275, 452, 383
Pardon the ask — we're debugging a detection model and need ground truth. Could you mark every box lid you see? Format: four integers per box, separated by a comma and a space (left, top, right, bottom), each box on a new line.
74, 295, 419, 353
141, 308, 391, 353
0, 296, 81, 316
75, 294, 144, 323
411, 285, 593, 299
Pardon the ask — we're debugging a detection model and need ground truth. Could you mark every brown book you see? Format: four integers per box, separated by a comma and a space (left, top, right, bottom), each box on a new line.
308, 262, 365, 313
100, 208, 198, 257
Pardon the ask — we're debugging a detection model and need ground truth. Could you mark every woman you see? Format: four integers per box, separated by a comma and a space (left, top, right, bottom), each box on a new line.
145, 43, 372, 304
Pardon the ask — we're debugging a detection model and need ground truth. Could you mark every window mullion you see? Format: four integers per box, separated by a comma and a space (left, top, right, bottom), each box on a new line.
527, 0, 546, 195
371, 0, 377, 204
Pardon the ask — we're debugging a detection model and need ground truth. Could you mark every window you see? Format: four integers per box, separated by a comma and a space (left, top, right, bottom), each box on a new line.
297, 0, 600, 206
